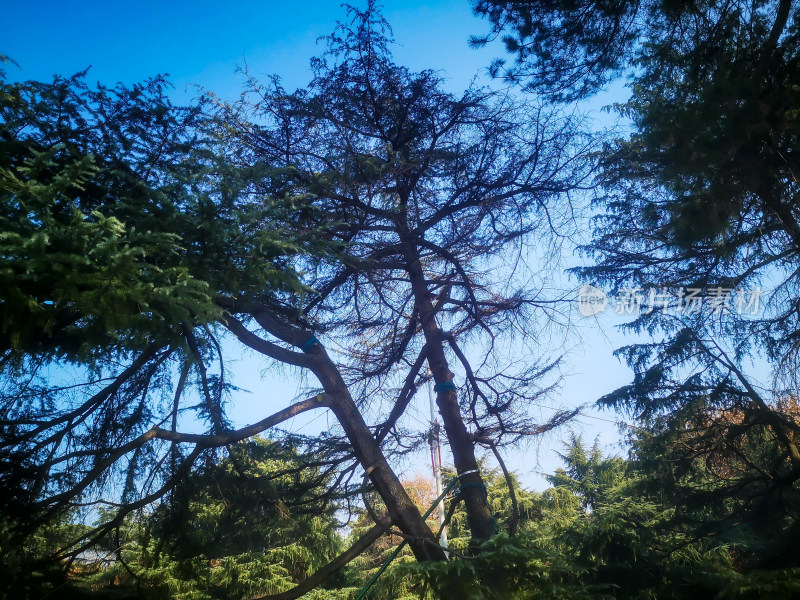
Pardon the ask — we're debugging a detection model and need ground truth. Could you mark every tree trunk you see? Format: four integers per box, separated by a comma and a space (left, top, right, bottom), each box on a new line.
309, 346, 447, 562
228, 304, 446, 562
400, 237, 495, 545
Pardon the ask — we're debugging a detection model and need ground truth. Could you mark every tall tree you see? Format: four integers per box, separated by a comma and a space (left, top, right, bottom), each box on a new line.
214, 0, 587, 547
473, 0, 800, 548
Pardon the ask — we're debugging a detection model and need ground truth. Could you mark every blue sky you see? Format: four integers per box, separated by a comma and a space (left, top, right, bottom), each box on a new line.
4, 1, 498, 97
5, 0, 635, 489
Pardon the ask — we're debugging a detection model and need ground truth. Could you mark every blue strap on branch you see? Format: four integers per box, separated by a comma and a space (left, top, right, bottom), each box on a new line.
433, 381, 457, 393
300, 336, 322, 353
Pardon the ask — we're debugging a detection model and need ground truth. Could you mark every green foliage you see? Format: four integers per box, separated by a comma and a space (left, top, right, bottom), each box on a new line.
546, 434, 626, 512
548, 435, 800, 599
0, 70, 323, 364
0, 145, 216, 359
371, 436, 800, 599
406, 533, 592, 600
0, 66, 335, 591
0, 509, 92, 600
84, 438, 349, 600
471, 0, 639, 101
475, 1, 800, 587
14, 432, 800, 599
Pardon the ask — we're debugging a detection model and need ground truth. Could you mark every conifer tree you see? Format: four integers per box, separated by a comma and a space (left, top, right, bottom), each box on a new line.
473, 0, 800, 552
213, 0, 587, 548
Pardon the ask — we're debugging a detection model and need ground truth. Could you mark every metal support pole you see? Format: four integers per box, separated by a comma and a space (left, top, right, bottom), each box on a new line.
428, 370, 448, 557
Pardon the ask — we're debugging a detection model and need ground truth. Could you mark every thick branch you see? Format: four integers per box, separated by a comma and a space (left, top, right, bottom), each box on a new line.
153, 394, 331, 446
38, 395, 329, 516
222, 314, 314, 368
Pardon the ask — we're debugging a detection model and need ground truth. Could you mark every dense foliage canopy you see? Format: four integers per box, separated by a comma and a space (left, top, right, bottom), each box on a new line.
474, 0, 800, 574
